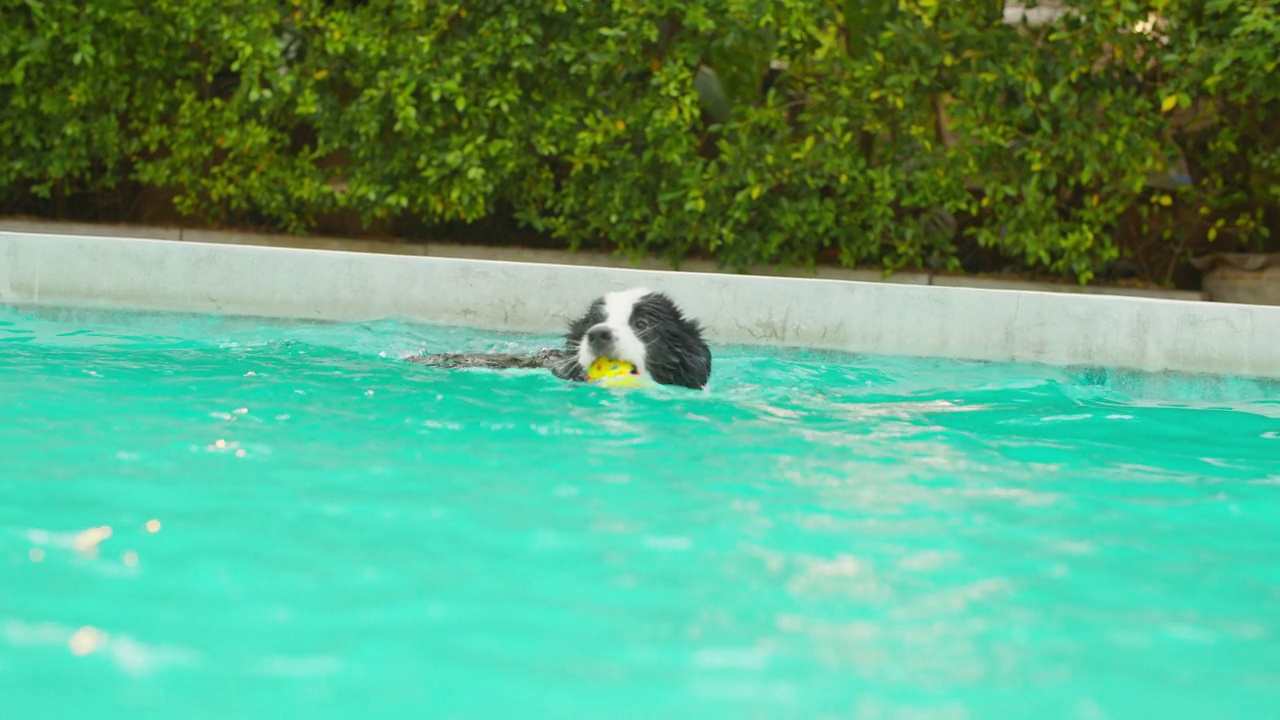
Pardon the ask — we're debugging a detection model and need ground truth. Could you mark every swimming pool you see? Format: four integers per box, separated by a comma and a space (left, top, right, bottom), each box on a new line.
3, 304, 1279, 719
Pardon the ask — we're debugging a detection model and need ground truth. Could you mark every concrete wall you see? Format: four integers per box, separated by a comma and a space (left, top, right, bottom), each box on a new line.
0, 217, 1205, 301
3, 230, 1278, 379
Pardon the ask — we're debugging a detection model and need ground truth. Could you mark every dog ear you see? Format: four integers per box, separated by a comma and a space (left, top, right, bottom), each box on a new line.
563, 298, 605, 347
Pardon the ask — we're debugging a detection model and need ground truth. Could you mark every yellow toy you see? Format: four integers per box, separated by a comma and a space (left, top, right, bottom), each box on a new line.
586, 357, 645, 386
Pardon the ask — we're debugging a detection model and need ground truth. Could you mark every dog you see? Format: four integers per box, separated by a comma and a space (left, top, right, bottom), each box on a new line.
406, 288, 712, 390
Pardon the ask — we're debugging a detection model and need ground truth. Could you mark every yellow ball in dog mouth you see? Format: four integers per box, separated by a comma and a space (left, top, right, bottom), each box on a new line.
586, 357, 640, 384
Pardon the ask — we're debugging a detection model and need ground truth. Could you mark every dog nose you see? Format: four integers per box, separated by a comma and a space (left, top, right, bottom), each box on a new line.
587, 326, 613, 344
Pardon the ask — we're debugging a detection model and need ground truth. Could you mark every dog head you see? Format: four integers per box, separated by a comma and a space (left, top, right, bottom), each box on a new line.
564, 288, 711, 390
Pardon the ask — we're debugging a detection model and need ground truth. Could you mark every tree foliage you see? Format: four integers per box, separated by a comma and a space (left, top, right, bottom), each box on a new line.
2, 0, 1276, 283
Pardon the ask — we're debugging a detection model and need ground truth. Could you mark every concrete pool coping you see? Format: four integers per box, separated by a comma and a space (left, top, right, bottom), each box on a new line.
0, 217, 1207, 302
3, 229, 1279, 380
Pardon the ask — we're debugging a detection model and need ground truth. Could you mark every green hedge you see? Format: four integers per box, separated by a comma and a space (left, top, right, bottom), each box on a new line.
2, 0, 1277, 283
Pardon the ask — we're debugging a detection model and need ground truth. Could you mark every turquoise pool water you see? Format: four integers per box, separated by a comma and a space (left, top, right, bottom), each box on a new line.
2, 304, 1279, 719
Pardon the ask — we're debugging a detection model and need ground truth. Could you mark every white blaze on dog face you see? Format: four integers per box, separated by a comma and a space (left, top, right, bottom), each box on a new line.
576, 287, 651, 375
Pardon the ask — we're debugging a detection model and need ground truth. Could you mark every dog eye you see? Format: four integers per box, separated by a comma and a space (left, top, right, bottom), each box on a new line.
633, 318, 649, 331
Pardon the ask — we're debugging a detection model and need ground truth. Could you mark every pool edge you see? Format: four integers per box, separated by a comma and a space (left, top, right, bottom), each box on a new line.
3, 230, 1278, 380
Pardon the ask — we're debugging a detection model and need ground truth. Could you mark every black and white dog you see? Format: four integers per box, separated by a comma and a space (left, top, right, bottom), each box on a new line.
406, 288, 712, 390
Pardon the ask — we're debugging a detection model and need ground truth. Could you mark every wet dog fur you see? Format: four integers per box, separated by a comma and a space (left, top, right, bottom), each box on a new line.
406, 288, 711, 390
